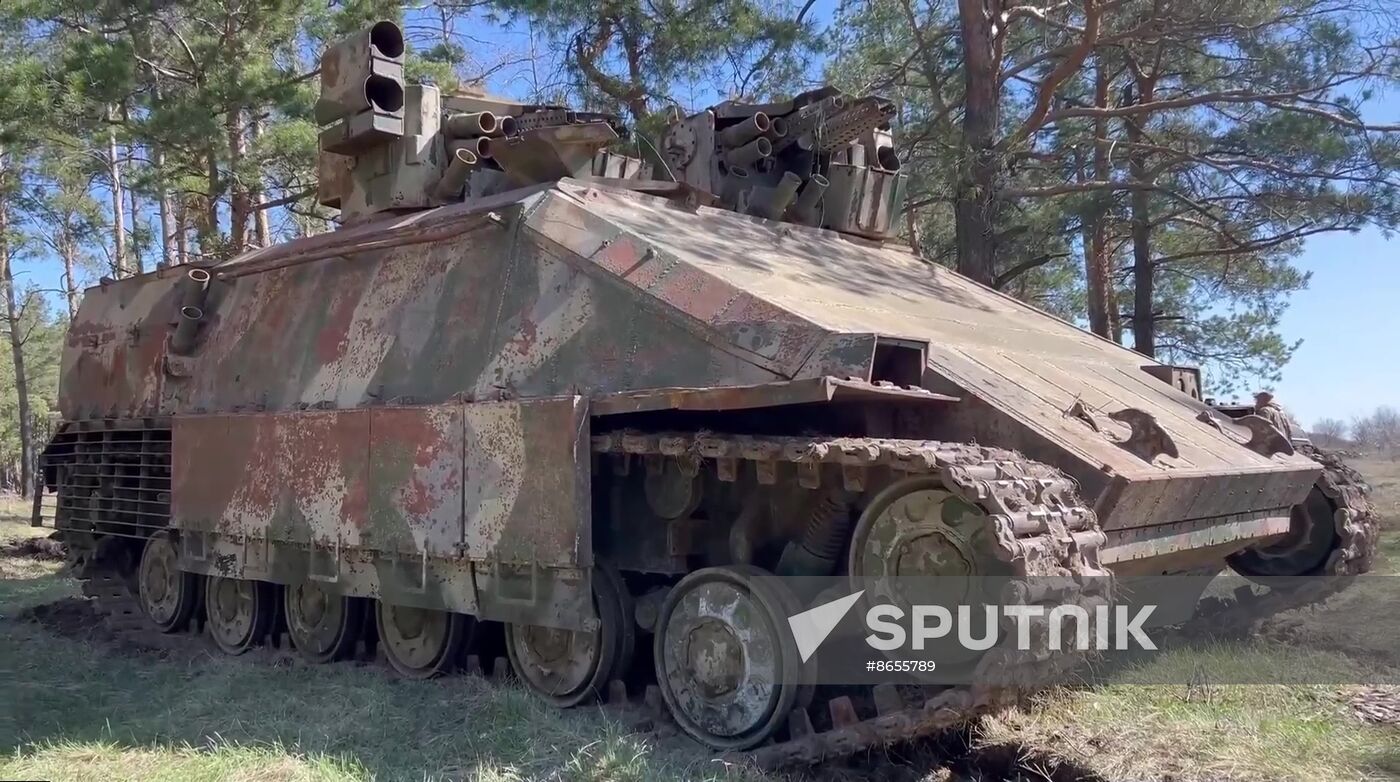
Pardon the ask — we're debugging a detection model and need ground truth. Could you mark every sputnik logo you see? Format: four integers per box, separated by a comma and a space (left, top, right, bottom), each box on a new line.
786, 588, 1157, 661
786, 589, 865, 663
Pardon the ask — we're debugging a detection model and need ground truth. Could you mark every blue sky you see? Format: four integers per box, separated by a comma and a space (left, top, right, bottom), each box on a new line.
1272, 228, 1398, 428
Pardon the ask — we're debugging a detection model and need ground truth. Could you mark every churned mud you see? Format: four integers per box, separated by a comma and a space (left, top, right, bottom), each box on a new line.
20, 597, 129, 648
808, 728, 1107, 782
0, 536, 64, 561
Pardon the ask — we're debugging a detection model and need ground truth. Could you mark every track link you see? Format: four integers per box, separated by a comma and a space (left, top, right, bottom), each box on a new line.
1305, 444, 1379, 578
1192, 444, 1377, 640
74, 430, 1112, 771
1199, 445, 1380, 628
81, 573, 148, 633
592, 431, 1110, 769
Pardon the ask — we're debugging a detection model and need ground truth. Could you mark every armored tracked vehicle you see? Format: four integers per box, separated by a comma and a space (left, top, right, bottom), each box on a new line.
39, 21, 1376, 767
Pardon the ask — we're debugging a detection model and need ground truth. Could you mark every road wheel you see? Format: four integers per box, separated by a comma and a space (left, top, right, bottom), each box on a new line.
137, 531, 198, 633
205, 576, 275, 654
284, 582, 366, 663
653, 565, 802, 750
848, 475, 1012, 668
376, 601, 472, 679
505, 564, 635, 707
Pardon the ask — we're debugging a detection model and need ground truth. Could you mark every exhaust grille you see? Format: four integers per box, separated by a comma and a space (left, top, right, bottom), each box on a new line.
42, 418, 172, 541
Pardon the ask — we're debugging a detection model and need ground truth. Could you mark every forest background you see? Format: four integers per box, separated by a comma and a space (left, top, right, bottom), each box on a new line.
2, 0, 1399, 492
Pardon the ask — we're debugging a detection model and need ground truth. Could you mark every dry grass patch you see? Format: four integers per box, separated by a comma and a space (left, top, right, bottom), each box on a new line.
0, 494, 32, 521
1353, 457, 1400, 575
985, 641, 1400, 782
0, 502, 50, 544
0, 740, 364, 782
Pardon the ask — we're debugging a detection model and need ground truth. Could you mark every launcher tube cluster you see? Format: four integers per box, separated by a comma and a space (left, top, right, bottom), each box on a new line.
312, 22, 905, 241
657, 87, 906, 239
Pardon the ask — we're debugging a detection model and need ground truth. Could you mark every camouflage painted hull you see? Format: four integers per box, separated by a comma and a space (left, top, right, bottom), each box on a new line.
53, 179, 1318, 596
41, 177, 1374, 765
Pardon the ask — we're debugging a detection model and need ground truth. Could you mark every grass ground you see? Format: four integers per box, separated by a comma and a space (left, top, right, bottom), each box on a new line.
1, 499, 738, 782
1356, 457, 1400, 574
0, 612, 734, 782
0, 456, 1397, 781
0, 497, 63, 583
983, 641, 1400, 781
0, 564, 743, 781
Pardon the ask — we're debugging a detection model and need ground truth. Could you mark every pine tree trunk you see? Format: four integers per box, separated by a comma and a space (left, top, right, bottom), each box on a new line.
127, 156, 144, 274
1083, 214, 1115, 339
1126, 77, 1157, 357
61, 230, 79, 318
0, 150, 33, 498
1080, 203, 1110, 337
1084, 59, 1114, 339
227, 109, 249, 256
175, 196, 189, 266
954, 0, 1002, 287
107, 106, 129, 277
148, 77, 174, 269
157, 149, 173, 268
1129, 184, 1153, 356
197, 151, 221, 259
905, 207, 924, 257
250, 114, 271, 248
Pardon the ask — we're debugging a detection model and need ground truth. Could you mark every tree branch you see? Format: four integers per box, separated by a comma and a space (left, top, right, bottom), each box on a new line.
994, 251, 1069, 288
1004, 0, 1103, 147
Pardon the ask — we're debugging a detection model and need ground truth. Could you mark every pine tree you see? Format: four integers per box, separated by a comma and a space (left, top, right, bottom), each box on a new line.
829, 0, 1400, 386
485, 0, 818, 125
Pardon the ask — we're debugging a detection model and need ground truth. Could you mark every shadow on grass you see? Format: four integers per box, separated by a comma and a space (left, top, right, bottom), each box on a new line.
0, 568, 78, 613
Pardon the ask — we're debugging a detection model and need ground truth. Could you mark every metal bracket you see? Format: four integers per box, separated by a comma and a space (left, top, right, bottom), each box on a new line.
1235, 414, 1296, 457
183, 530, 209, 563
1196, 409, 1226, 433
385, 547, 430, 594
308, 537, 342, 583
1197, 410, 1294, 457
485, 555, 541, 607
1108, 407, 1180, 462
1066, 401, 1178, 463
1064, 399, 1102, 433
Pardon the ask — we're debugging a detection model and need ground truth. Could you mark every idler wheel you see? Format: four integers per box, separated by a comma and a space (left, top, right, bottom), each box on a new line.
1229, 486, 1340, 579
205, 576, 276, 654
376, 601, 473, 679
284, 582, 366, 663
137, 531, 198, 633
653, 566, 803, 750
848, 475, 1011, 666
506, 564, 635, 707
